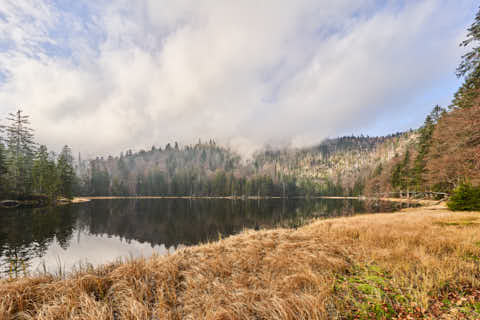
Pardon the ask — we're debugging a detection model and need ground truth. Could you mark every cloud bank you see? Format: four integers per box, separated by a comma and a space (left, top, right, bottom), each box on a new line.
0, 0, 476, 156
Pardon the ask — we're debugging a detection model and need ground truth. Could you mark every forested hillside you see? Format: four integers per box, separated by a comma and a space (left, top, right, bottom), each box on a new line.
252, 133, 415, 196
75, 133, 414, 197
0, 110, 417, 200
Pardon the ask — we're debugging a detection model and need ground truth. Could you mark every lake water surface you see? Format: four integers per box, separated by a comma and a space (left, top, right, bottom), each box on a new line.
0, 198, 409, 277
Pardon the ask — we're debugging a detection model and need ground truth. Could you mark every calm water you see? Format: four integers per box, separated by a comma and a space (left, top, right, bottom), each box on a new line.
0, 198, 409, 276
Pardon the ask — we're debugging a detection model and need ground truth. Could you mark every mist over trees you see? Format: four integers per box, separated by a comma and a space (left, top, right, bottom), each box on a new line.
76, 140, 303, 197
75, 134, 414, 198
3, 7, 480, 201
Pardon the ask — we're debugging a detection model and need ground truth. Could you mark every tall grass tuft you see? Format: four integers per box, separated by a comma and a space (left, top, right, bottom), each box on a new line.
1, 202, 480, 319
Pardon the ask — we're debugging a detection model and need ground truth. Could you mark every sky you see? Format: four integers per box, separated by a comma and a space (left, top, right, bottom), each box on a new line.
0, 0, 477, 157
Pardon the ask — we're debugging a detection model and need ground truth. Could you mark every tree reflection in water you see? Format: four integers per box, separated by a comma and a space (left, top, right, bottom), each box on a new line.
0, 199, 411, 277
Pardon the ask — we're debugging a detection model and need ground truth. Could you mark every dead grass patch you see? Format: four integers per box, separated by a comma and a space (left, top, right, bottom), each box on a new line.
1, 204, 480, 319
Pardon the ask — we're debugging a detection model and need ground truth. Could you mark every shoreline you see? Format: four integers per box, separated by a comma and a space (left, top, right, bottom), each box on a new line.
2, 201, 480, 318
71, 195, 437, 204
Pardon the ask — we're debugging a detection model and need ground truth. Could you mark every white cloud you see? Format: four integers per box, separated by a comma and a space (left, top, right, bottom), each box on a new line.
0, 0, 476, 156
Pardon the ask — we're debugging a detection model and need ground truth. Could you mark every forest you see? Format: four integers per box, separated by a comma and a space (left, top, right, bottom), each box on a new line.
0, 99, 477, 202
74, 132, 421, 198
77, 140, 310, 197
1, 10, 479, 204
363, 11, 480, 200
0, 111, 75, 202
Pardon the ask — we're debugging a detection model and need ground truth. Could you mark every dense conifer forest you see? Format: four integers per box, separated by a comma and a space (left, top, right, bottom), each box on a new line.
73, 133, 416, 198
0, 110, 75, 202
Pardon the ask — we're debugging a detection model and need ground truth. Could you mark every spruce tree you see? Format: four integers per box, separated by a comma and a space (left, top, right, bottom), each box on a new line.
453, 7, 480, 109
32, 145, 53, 195
457, 7, 480, 79
5, 110, 36, 195
57, 145, 75, 199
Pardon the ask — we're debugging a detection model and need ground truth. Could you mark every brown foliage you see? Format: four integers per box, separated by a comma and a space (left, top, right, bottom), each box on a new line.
363, 146, 418, 195
426, 104, 480, 189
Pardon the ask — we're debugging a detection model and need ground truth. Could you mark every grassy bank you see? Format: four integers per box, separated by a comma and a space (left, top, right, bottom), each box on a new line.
1, 203, 480, 319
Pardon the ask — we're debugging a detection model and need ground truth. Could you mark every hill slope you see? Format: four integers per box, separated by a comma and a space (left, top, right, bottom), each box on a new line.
76, 133, 415, 197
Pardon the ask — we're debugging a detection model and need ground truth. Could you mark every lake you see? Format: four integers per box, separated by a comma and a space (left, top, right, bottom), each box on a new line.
0, 198, 410, 277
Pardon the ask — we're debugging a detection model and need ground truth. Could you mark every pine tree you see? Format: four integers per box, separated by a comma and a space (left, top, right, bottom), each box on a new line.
57, 145, 75, 199
457, 7, 480, 79
453, 7, 480, 109
447, 183, 480, 211
5, 110, 36, 195
32, 145, 55, 195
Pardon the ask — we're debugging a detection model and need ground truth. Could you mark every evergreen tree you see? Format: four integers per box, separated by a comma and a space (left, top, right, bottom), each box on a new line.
454, 7, 480, 109
57, 145, 75, 199
457, 7, 480, 79
411, 106, 445, 190
44, 151, 60, 201
447, 183, 480, 211
32, 145, 52, 194
5, 110, 36, 195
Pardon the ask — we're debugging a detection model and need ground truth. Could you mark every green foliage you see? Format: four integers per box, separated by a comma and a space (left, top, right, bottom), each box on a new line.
82, 140, 308, 197
453, 7, 480, 109
376, 9, 480, 196
89, 161, 110, 195
391, 150, 412, 191
351, 178, 365, 196
0, 122, 6, 178
57, 145, 75, 199
0, 111, 74, 203
5, 110, 36, 195
456, 7, 480, 79
334, 265, 414, 319
452, 73, 480, 109
32, 145, 60, 201
0, 143, 7, 191
447, 183, 480, 211
411, 105, 446, 190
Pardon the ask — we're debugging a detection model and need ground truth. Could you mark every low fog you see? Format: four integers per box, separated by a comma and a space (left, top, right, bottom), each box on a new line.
0, 0, 475, 156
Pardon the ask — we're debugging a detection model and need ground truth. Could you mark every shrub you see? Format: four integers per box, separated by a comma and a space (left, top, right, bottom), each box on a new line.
447, 183, 480, 211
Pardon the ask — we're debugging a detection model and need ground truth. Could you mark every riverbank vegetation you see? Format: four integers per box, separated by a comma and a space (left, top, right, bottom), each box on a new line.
0, 110, 75, 205
448, 183, 480, 211
1, 203, 479, 319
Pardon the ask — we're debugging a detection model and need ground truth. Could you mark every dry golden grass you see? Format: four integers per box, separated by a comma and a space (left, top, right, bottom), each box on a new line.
1, 203, 480, 319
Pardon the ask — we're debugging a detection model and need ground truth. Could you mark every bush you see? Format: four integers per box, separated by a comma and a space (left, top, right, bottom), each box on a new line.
447, 183, 480, 211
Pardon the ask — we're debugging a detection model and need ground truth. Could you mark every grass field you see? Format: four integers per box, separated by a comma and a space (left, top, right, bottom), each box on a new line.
1, 202, 480, 319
